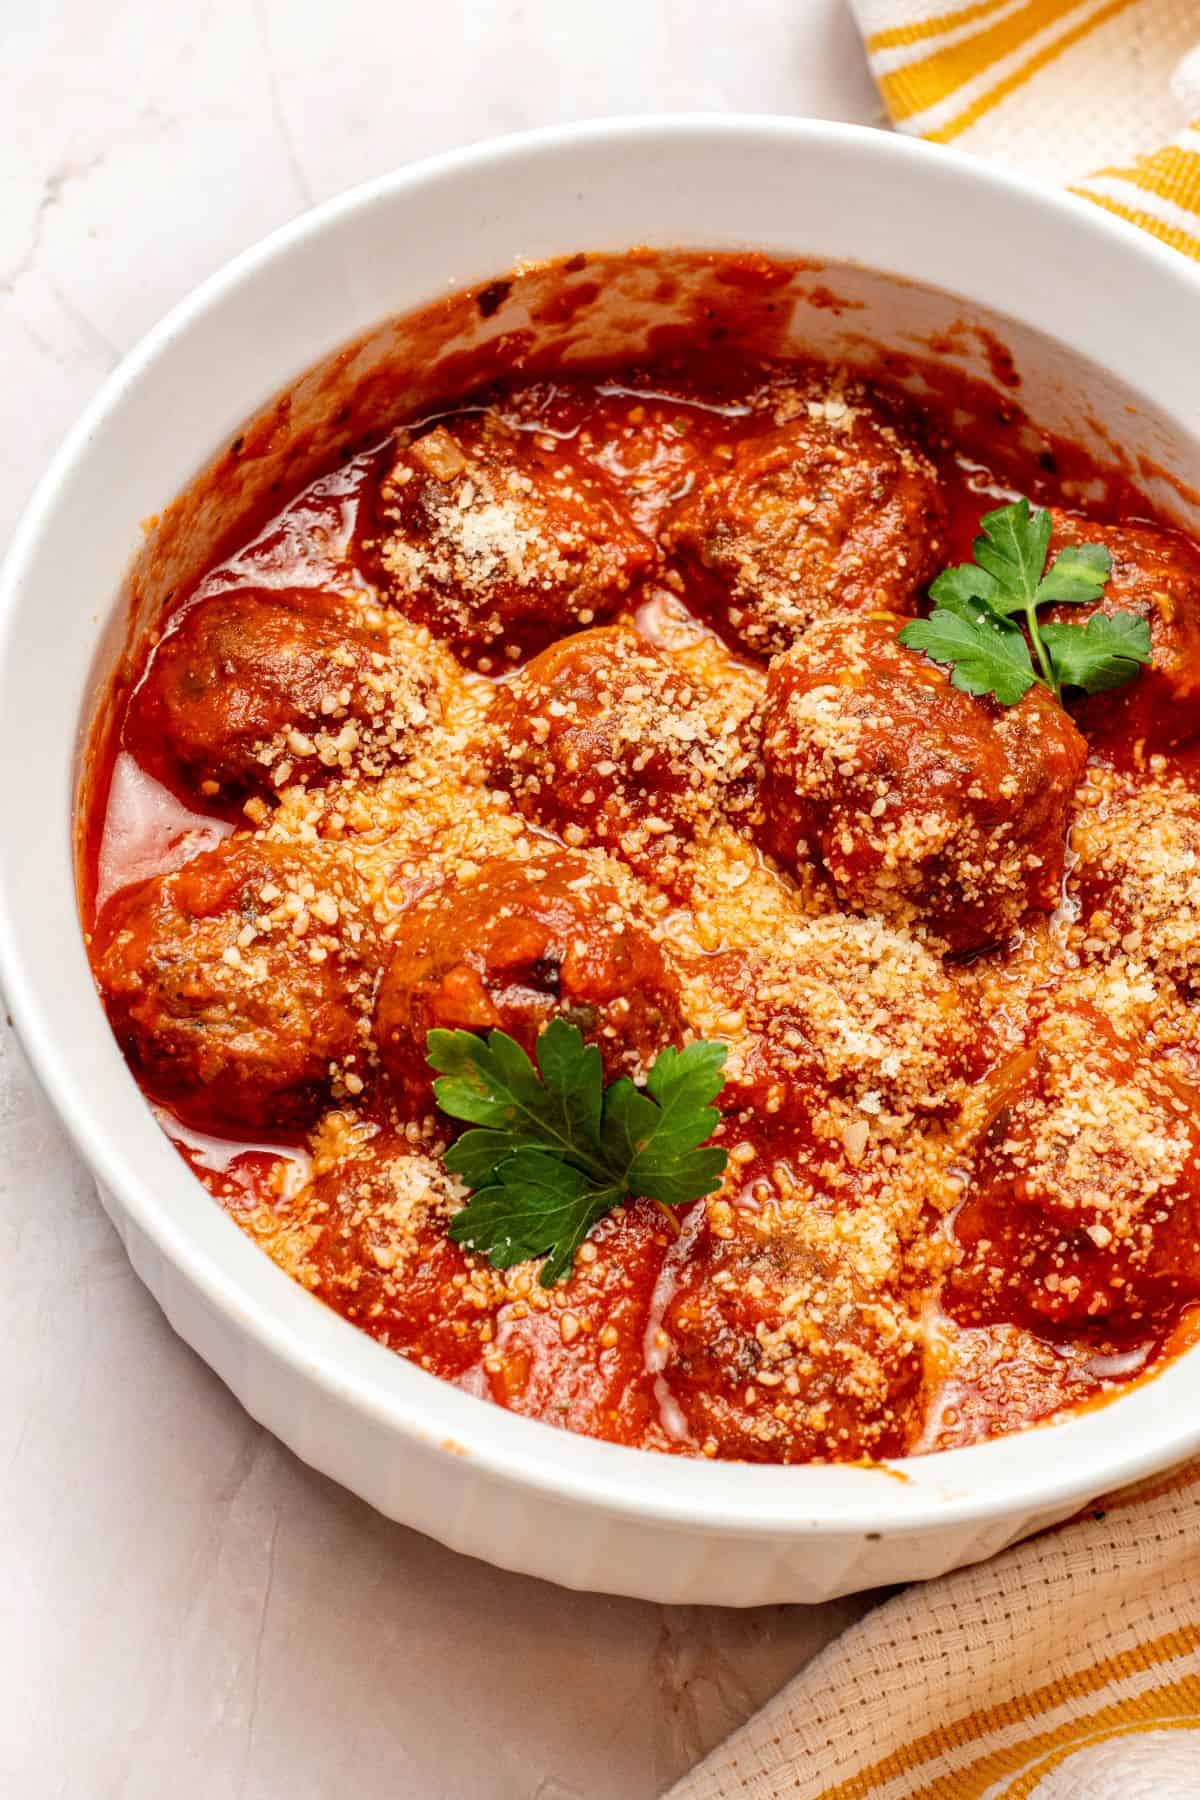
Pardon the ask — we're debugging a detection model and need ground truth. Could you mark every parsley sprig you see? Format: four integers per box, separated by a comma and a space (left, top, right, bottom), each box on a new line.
899, 499, 1151, 706
429, 1020, 728, 1286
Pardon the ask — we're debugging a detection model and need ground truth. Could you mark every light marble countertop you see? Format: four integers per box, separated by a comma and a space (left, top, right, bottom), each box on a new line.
0, 6, 884, 1794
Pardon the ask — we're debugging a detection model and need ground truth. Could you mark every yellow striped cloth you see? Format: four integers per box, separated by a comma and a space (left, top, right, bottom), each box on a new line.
669, 6, 1200, 1796
671, 1464, 1200, 1797
854, 0, 1200, 253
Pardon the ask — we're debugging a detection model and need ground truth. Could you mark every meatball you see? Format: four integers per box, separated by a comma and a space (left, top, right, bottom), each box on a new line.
252, 1129, 673, 1439
256, 1132, 500, 1374
703, 912, 984, 1139
1046, 511, 1200, 748
759, 614, 1087, 952
363, 416, 654, 666
947, 1006, 1200, 1334
1071, 782, 1200, 1000
485, 625, 762, 884
92, 839, 374, 1132
656, 1190, 924, 1461
659, 387, 946, 658
374, 854, 683, 1117
130, 586, 437, 802
480, 1200, 675, 1442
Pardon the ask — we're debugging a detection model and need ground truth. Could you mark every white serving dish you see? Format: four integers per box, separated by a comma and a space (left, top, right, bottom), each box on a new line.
2, 117, 1200, 1607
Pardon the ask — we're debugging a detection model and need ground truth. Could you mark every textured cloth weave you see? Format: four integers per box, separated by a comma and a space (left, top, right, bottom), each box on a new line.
670, 3, 1200, 1795
670, 1466, 1200, 1795
852, 0, 1200, 214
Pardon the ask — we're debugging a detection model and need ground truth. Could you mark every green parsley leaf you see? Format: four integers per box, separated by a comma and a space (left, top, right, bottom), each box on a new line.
602, 1042, 729, 1209
433, 1020, 728, 1287
969, 498, 1052, 615
927, 562, 1000, 613
446, 1152, 621, 1287
1039, 610, 1153, 693
903, 497, 1145, 707
899, 607, 1036, 706
1034, 541, 1112, 607
428, 1023, 606, 1179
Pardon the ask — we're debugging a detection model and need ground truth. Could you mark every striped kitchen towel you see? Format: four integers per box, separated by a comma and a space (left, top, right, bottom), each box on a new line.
669, 5, 1200, 1796
669, 1463, 1200, 1796
854, 0, 1200, 253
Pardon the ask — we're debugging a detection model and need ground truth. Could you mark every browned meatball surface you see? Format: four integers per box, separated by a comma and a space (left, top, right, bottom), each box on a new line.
92, 840, 375, 1132
1070, 781, 1200, 1000
700, 913, 985, 1141
759, 614, 1087, 952
655, 1190, 924, 1462
129, 587, 438, 802
485, 625, 762, 886
241, 1131, 497, 1374
660, 386, 946, 659
1047, 511, 1200, 748
363, 417, 654, 666
947, 1006, 1200, 1336
374, 854, 684, 1117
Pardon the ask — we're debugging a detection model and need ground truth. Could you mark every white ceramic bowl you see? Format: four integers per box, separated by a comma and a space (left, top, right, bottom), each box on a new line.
4, 117, 1200, 1607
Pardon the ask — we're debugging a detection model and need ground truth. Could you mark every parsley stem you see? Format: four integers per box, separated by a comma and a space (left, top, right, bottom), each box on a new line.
1023, 599, 1061, 703
904, 500, 1137, 709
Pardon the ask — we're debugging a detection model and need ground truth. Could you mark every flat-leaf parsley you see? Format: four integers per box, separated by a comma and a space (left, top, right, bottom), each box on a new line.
899, 498, 1151, 705
428, 1020, 728, 1286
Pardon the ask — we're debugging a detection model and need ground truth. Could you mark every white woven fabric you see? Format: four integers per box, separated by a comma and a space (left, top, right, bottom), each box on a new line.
671, 1467, 1200, 1796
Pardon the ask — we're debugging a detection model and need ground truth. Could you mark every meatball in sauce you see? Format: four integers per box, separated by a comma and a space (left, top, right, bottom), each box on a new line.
660, 380, 946, 657
93, 839, 376, 1133
362, 414, 654, 667
760, 614, 1086, 952
947, 1006, 1200, 1336
128, 585, 439, 805
486, 624, 763, 891
374, 853, 683, 1118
